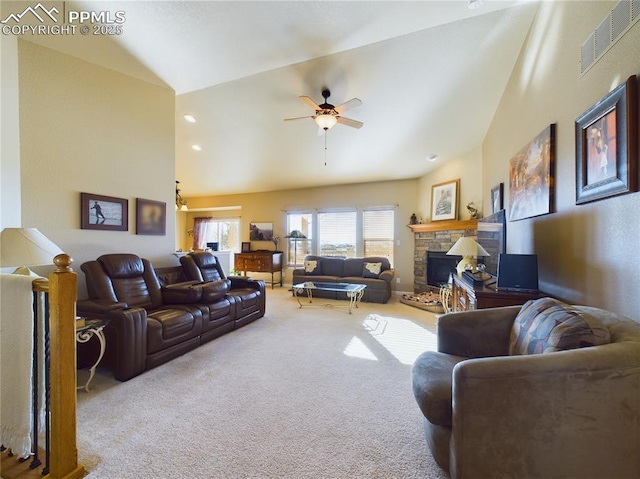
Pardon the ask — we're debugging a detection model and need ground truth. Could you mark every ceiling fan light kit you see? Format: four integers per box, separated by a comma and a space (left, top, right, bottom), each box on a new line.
284, 89, 363, 134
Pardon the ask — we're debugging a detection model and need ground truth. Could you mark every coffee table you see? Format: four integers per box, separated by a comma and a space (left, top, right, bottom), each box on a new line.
292, 281, 366, 314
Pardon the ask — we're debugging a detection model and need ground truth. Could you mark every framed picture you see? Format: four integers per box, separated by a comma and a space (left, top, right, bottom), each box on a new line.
491, 183, 504, 214
508, 124, 555, 221
241, 242, 251, 253
80, 192, 128, 231
136, 198, 166, 235
430, 179, 459, 221
575, 75, 637, 204
249, 222, 273, 241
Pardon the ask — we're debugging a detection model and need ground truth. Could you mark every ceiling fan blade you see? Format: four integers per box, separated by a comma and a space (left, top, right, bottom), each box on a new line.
284, 115, 314, 122
299, 96, 321, 111
336, 116, 363, 129
334, 98, 362, 114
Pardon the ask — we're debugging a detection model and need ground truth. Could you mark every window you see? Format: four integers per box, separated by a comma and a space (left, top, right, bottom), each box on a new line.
363, 209, 394, 265
194, 217, 240, 252
285, 208, 395, 266
318, 211, 356, 258
286, 212, 312, 266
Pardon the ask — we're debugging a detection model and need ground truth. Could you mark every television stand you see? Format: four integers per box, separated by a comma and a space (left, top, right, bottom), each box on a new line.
452, 273, 541, 311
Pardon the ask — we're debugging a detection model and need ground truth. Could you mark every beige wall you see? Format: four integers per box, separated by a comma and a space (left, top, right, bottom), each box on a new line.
183, 179, 418, 292
484, 1, 640, 320
1, 35, 21, 229
417, 147, 484, 222
16, 41, 176, 295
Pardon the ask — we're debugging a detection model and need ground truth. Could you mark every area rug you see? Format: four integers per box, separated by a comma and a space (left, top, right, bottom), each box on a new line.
76, 289, 446, 479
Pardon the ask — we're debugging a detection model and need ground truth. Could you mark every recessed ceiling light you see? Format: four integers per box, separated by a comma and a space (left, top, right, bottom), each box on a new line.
184, 114, 196, 123
192, 145, 202, 151
468, 0, 484, 9
426, 154, 438, 162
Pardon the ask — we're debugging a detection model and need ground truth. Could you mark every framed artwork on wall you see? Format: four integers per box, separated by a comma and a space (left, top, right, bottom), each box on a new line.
508, 124, 555, 221
430, 179, 459, 221
491, 183, 504, 214
136, 198, 166, 235
575, 75, 637, 204
249, 222, 273, 241
80, 192, 128, 231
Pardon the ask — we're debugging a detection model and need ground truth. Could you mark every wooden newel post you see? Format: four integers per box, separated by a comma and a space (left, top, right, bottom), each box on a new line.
47, 253, 84, 479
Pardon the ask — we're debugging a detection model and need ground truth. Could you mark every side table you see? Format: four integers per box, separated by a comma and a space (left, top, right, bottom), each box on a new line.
76, 318, 108, 392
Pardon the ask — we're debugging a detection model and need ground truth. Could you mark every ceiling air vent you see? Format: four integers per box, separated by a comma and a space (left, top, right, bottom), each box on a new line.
612, 0, 631, 41
581, 0, 639, 75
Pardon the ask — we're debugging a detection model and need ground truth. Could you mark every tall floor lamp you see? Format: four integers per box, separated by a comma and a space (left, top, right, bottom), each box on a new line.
285, 230, 307, 266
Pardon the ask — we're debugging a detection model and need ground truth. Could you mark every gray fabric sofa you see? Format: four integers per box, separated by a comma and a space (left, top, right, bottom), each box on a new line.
411, 298, 640, 478
292, 255, 394, 303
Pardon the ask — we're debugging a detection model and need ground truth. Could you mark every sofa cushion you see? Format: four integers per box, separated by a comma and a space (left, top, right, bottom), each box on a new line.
362, 262, 382, 278
317, 256, 345, 276
304, 260, 323, 275
509, 297, 611, 355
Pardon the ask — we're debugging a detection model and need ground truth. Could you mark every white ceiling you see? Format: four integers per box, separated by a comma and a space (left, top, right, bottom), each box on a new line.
19, 0, 540, 196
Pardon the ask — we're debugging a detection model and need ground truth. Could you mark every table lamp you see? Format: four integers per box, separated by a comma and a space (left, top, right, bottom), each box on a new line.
0, 227, 64, 275
446, 236, 489, 275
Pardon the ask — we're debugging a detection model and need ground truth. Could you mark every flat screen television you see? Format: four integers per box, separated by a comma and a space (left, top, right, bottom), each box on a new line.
476, 209, 506, 277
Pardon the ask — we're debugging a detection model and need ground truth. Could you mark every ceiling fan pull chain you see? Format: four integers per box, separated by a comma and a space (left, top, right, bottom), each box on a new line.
324, 131, 328, 166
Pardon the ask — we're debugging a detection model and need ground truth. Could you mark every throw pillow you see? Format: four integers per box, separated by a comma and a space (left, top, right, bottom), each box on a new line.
362, 262, 382, 279
304, 260, 322, 275
509, 297, 610, 355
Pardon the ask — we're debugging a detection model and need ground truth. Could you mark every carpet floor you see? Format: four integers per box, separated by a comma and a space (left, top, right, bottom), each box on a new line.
76, 288, 446, 479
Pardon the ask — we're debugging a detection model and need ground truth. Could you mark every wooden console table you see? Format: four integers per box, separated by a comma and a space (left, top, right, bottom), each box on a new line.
452, 273, 542, 311
234, 251, 283, 289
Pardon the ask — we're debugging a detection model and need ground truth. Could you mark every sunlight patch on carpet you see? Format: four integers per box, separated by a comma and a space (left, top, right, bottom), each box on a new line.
343, 336, 378, 361
362, 314, 437, 365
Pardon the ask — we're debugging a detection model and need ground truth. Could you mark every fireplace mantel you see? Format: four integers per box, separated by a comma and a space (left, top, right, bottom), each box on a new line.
408, 219, 477, 233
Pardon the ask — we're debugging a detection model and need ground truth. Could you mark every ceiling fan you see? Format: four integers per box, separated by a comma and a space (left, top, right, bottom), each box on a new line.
284, 89, 363, 135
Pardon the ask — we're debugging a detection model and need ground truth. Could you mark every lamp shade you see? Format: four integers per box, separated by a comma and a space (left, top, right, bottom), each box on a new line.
314, 114, 337, 130
0, 228, 64, 268
286, 230, 307, 239
446, 236, 489, 275
446, 237, 489, 258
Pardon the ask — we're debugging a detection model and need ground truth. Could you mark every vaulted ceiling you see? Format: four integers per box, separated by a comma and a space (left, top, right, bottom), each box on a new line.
20, 0, 539, 196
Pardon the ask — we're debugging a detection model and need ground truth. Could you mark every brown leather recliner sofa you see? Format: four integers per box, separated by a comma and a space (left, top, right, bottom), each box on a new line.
77, 253, 265, 381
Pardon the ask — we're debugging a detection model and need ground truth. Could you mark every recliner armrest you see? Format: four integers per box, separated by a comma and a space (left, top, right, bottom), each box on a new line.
104, 307, 148, 381
229, 276, 264, 292
77, 298, 128, 320
161, 282, 203, 303
437, 306, 520, 358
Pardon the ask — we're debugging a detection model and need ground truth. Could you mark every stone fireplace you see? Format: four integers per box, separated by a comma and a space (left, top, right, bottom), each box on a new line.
411, 222, 476, 293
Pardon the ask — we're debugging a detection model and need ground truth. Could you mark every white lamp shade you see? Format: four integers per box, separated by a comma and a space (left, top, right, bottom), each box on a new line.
315, 114, 337, 130
0, 228, 64, 268
446, 236, 490, 275
446, 236, 490, 258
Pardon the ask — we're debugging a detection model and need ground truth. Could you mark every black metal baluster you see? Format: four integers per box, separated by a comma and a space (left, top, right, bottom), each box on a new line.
42, 291, 51, 476
29, 290, 42, 470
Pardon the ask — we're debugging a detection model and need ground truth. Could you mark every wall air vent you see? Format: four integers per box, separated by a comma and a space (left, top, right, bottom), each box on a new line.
581, 0, 639, 75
